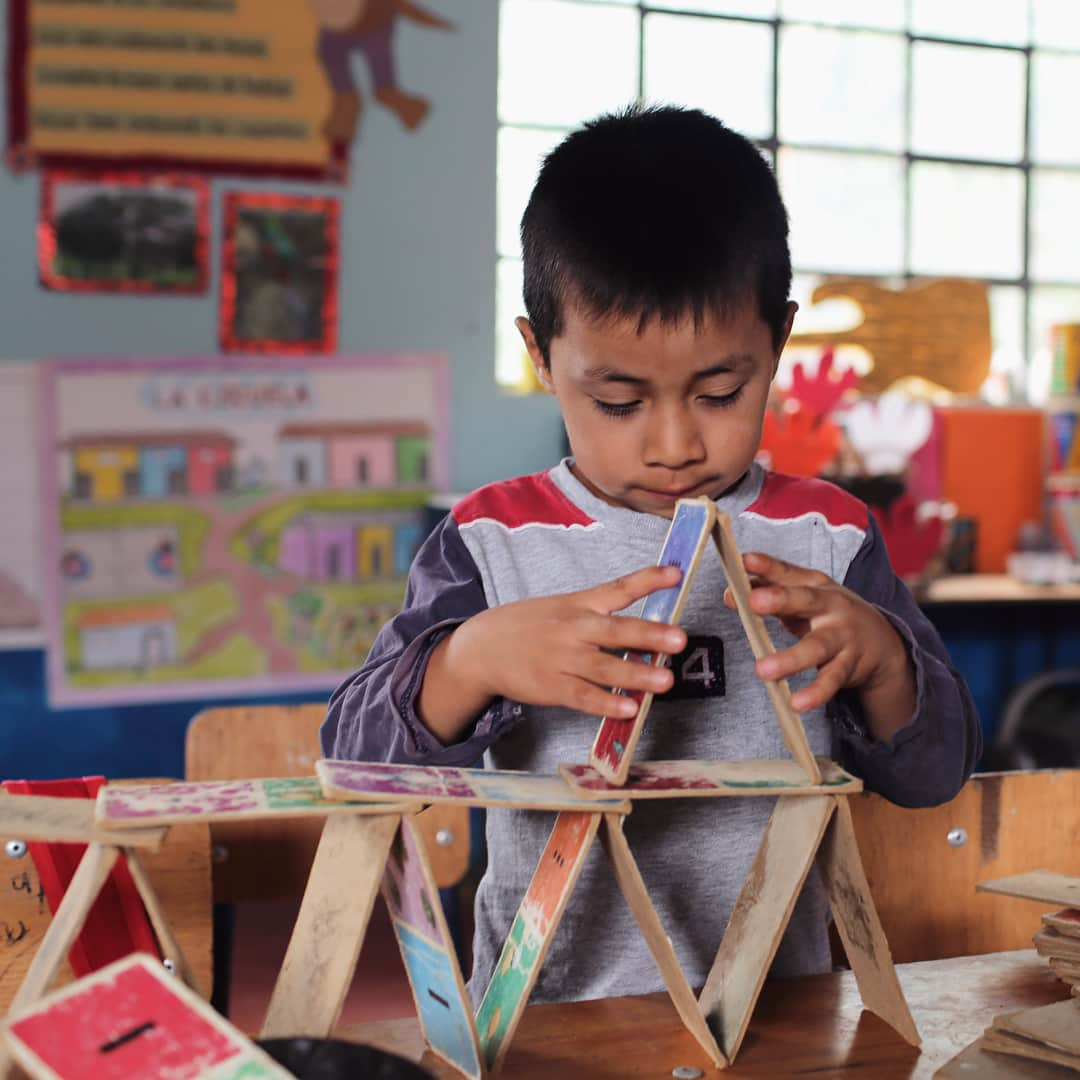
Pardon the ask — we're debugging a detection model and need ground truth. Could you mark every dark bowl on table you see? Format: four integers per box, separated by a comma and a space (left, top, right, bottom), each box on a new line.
258, 1037, 434, 1079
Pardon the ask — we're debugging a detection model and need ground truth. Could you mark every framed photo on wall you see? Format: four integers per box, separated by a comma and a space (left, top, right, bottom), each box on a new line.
220, 191, 340, 354
39, 171, 209, 294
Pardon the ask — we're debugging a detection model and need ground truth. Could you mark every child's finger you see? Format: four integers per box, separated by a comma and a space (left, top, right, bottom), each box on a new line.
756, 631, 836, 682
590, 612, 686, 656
749, 583, 827, 618
589, 564, 683, 613
790, 658, 849, 711
559, 678, 642, 719
580, 650, 675, 696
743, 551, 831, 588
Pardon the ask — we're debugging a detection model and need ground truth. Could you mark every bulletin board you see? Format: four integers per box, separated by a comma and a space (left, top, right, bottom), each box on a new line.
7, 0, 336, 178
41, 353, 450, 707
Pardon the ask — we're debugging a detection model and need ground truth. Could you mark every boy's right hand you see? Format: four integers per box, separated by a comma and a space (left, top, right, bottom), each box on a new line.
420, 565, 687, 741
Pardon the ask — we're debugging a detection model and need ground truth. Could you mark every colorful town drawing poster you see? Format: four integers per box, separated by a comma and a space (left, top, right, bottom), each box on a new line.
40, 354, 448, 706
0, 363, 44, 648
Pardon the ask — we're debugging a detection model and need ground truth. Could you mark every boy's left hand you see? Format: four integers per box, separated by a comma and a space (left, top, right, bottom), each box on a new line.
725, 551, 915, 740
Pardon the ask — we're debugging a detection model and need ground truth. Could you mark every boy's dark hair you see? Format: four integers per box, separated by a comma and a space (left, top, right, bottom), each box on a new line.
520, 104, 791, 363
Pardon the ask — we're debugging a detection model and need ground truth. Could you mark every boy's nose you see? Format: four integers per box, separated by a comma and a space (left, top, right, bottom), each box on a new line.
643, 406, 706, 470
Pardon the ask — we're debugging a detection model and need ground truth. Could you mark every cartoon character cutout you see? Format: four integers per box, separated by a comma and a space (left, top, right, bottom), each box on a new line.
313, 0, 454, 155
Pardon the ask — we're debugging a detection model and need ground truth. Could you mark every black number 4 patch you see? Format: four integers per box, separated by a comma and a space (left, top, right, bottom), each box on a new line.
661, 635, 725, 700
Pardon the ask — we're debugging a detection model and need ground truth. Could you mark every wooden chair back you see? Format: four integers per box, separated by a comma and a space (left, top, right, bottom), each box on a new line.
183, 704, 470, 904
846, 768, 1080, 963
0, 786, 213, 1013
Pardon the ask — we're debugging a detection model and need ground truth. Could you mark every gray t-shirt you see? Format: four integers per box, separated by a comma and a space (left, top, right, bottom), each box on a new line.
322, 461, 980, 1005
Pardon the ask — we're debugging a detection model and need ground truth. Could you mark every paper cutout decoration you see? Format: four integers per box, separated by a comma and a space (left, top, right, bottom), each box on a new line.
843, 393, 934, 476
870, 494, 946, 581
220, 192, 339, 354
789, 278, 992, 395
759, 401, 842, 477
39, 172, 209, 295
314, 0, 455, 156
787, 347, 859, 417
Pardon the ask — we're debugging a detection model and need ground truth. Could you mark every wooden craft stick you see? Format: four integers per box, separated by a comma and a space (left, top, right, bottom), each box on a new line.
561, 757, 860, 799
8, 843, 121, 1016
384, 815, 484, 1079
4, 953, 292, 1080
123, 847, 203, 1000
590, 496, 718, 785
261, 812, 401, 1039
816, 796, 920, 1047
994, 999, 1080, 1056
0, 794, 165, 850
97, 776, 417, 828
317, 759, 629, 813
600, 814, 725, 1067
977, 870, 1080, 908
476, 811, 602, 1072
711, 512, 822, 783
698, 794, 835, 1062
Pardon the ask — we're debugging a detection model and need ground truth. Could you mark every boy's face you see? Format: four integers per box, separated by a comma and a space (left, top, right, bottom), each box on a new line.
518, 299, 796, 518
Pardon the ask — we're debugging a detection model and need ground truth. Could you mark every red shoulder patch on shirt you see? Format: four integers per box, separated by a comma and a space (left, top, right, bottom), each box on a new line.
746, 471, 868, 531
452, 472, 596, 530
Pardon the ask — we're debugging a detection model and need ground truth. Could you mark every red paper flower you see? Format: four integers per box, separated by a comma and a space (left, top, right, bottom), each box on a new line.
759, 401, 842, 477
871, 494, 945, 580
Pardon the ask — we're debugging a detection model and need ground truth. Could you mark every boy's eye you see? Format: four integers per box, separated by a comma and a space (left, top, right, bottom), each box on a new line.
592, 399, 641, 417
700, 387, 745, 408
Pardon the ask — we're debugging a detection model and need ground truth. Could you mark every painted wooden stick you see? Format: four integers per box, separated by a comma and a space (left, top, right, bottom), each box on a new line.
711, 512, 822, 783
589, 497, 717, 785
476, 812, 602, 1072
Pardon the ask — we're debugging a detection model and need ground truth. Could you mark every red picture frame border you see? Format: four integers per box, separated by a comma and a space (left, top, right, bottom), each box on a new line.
39, 169, 211, 295
219, 190, 340, 355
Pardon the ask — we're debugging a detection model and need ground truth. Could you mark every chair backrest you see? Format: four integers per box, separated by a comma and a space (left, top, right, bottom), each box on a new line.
0, 786, 213, 1013
846, 768, 1080, 964
184, 704, 470, 904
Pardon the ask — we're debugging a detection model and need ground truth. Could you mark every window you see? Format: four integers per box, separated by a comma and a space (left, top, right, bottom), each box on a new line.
496, 0, 1080, 402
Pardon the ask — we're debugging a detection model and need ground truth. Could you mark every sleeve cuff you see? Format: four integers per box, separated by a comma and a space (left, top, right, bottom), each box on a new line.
387, 618, 524, 762
831, 605, 929, 756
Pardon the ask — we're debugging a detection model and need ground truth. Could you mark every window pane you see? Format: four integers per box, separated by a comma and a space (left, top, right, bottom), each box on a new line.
497, 127, 568, 258
988, 285, 1025, 401
779, 149, 904, 274
644, 14, 773, 138
779, 0, 905, 31
1032, 0, 1080, 51
649, 0, 777, 17
496, 258, 529, 388
910, 0, 1029, 46
910, 162, 1024, 278
911, 42, 1026, 163
1032, 52, 1080, 166
779, 26, 905, 150
1030, 286, 1080, 401
1032, 170, 1080, 283
499, 0, 640, 127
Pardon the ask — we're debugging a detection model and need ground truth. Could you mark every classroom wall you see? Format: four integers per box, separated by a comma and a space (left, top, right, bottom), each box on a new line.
0, 4, 564, 781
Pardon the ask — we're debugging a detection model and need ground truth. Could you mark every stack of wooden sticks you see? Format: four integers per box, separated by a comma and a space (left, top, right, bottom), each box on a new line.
981, 999, 1080, 1071
977, 869, 1080, 996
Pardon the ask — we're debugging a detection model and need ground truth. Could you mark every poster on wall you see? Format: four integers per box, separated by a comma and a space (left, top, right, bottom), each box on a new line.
220, 192, 338, 353
40, 171, 209, 294
7, 0, 455, 181
40, 354, 449, 706
0, 364, 44, 648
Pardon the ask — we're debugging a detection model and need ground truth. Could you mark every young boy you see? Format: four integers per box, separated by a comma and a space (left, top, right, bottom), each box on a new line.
322, 105, 980, 1005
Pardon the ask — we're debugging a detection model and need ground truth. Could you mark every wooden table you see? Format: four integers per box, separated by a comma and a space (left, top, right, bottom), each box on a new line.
337, 950, 1070, 1078
919, 574, 1080, 604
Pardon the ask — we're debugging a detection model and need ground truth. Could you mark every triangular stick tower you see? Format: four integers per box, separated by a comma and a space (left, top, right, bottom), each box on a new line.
35, 497, 922, 1078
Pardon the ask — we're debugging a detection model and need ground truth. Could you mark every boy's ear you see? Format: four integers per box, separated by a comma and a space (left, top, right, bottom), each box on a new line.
772, 301, 799, 377
516, 317, 554, 393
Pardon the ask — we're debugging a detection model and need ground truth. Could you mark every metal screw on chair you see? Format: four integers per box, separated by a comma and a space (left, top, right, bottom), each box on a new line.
946, 827, 967, 847
212, 844, 229, 864
672, 1068, 704, 1079
435, 829, 454, 847
4, 839, 27, 859
162, 958, 176, 974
